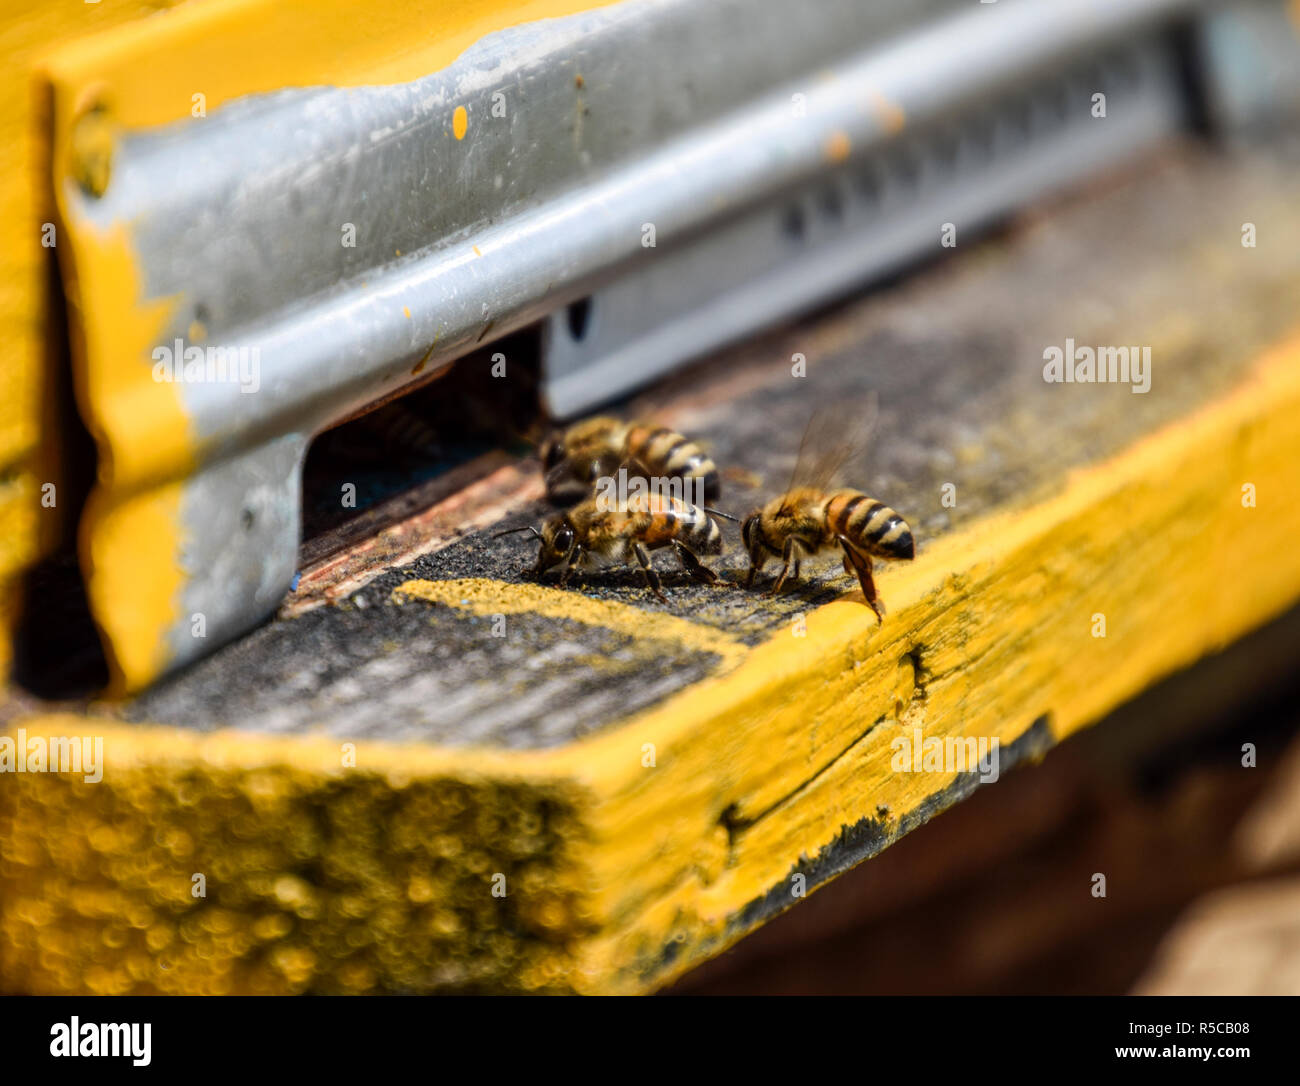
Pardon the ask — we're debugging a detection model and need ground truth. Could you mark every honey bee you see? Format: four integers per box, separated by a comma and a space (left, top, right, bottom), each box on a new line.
495, 492, 730, 601
740, 400, 913, 621
540, 417, 720, 504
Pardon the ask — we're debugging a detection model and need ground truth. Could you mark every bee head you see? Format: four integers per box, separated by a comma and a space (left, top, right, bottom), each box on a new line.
741, 512, 761, 554
535, 517, 577, 573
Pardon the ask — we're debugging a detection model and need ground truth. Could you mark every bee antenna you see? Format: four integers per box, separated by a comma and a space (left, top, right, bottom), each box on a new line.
704, 507, 739, 523
492, 524, 540, 540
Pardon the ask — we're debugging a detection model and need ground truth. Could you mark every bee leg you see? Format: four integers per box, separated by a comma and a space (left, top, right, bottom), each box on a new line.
838, 537, 884, 623
633, 543, 668, 603
742, 539, 767, 589
672, 540, 730, 588
763, 538, 803, 598
558, 540, 584, 588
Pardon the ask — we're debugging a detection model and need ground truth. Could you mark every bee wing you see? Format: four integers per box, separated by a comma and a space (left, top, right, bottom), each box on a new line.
785, 393, 879, 494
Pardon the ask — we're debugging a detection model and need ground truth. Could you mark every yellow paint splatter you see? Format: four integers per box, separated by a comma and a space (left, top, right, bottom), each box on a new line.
391, 578, 747, 670
402, 306, 411, 319
863, 88, 905, 135
472, 245, 483, 257
453, 105, 468, 140
825, 130, 851, 164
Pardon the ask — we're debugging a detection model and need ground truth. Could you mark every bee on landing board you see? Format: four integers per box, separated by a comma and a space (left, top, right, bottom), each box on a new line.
740, 400, 914, 621
539, 416, 720, 505
495, 492, 731, 602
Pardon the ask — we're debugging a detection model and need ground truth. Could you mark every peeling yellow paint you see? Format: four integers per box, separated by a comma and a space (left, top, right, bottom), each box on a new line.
39, 1, 623, 133
56, 219, 190, 694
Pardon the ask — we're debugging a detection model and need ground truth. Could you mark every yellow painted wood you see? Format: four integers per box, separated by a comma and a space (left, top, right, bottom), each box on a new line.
5, 330, 1299, 993
0, 0, 194, 678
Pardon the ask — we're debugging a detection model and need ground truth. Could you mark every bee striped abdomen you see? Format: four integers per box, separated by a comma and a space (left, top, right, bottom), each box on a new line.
682, 502, 723, 554
830, 490, 915, 560
624, 425, 720, 500
632, 495, 721, 554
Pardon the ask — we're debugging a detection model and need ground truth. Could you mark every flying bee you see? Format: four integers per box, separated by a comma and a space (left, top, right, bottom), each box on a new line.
740, 397, 913, 621
539, 416, 720, 505
495, 492, 731, 602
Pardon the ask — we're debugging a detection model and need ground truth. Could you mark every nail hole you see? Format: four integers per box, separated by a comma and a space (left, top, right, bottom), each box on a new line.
566, 297, 592, 341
